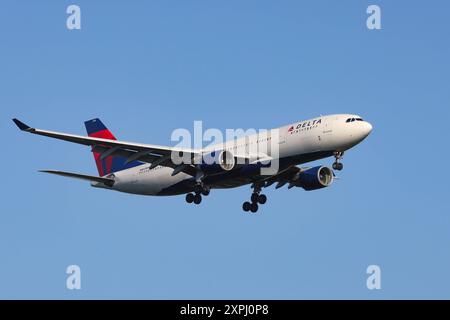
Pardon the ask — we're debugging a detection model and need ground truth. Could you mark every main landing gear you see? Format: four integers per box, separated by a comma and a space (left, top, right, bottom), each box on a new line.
242, 185, 267, 213
185, 184, 210, 205
332, 151, 344, 171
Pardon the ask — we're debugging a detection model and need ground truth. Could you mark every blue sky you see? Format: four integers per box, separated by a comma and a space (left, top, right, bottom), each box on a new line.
1, 1, 449, 299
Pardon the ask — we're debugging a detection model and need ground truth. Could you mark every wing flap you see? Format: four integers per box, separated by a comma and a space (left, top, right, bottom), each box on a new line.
255, 165, 301, 188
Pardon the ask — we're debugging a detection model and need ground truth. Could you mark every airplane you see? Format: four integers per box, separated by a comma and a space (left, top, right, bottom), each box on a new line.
12, 114, 372, 213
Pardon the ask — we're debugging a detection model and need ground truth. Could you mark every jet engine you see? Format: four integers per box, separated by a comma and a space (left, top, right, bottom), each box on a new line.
292, 166, 334, 191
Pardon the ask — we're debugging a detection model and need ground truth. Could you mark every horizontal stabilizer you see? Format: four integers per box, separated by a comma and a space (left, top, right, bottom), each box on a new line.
12, 118, 32, 131
39, 170, 115, 187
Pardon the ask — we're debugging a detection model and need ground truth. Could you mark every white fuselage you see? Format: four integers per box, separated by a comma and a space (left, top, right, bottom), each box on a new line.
97, 114, 372, 196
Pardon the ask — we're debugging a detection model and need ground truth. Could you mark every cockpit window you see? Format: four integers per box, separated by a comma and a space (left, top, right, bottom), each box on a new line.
355, 118, 364, 121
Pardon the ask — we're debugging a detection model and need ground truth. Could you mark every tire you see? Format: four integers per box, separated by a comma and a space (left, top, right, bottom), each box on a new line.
186, 193, 194, 203
194, 184, 203, 194
201, 188, 210, 196
193, 194, 202, 204
337, 163, 344, 171
251, 193, 259, 203
250, 202, 258, 213
258, 194, 267, 204
242, 201, 251, 212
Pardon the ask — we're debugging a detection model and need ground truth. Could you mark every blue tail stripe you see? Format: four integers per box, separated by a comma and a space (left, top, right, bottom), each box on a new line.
85, 118, 107, 135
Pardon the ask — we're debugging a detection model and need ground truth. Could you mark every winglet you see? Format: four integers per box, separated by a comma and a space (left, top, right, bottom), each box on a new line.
12, 118, 32, 131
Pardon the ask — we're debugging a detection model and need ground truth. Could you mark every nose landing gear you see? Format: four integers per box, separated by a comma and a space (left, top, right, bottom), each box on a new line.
332, 151, 344, 171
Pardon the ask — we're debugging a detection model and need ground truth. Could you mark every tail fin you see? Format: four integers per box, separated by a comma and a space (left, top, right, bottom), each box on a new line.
84, 118, 142, 176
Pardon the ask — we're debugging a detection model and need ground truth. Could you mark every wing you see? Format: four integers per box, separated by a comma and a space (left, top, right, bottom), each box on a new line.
13, 119, 199, 176
255, 165, 302, 189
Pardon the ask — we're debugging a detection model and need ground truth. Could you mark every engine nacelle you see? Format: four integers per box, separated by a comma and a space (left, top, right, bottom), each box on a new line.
294, 166, 334, 191
200, 150, 236, 174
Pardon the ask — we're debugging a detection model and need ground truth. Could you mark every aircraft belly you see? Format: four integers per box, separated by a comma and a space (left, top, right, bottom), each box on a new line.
112, 166, 191, 196
210, 177, 254, 189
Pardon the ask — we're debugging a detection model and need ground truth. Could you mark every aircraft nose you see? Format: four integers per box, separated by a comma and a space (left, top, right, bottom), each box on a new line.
355, 121, 373, 142
362, 121, 373, 136
343, 119, 373, 148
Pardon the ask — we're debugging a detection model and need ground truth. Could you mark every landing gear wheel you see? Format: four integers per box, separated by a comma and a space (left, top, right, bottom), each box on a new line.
250, 202, 258, 213
186, 193, 194, 203
333, 151, 344, 171
193, 194, 202, 204
246, 184, 265, 212
258, 194, 267, 204
333, 162, 343, 171
243, 201, 251, 212
201, 188, 210, 196
194, 184, 203, 194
